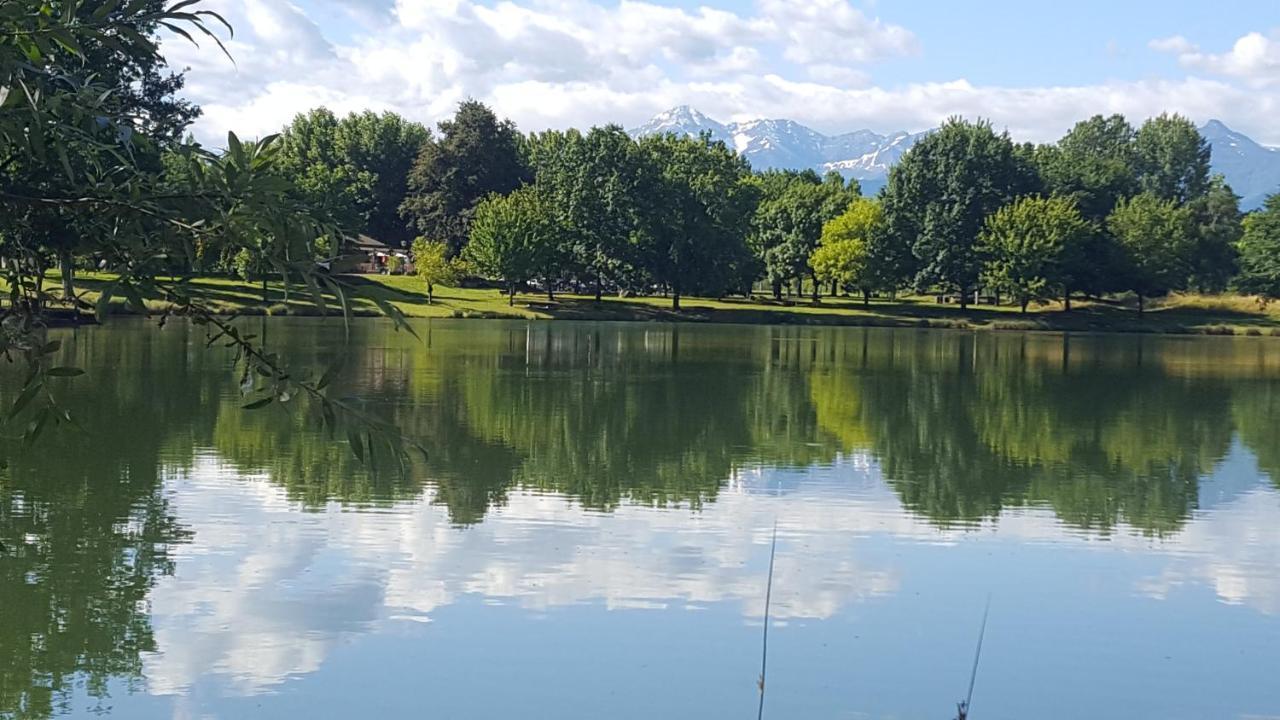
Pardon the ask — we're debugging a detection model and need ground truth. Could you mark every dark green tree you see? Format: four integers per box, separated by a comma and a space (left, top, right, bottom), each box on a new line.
882, 118, 1038, 307
1236, 194, 1280, 299
1186, 176, 1242, 292
636, 133, 759, 309
400, 100, 531, 255
1134, 113, 1211, 204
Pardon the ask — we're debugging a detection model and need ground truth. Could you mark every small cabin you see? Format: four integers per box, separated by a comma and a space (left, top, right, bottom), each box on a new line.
328, 235, 412, 274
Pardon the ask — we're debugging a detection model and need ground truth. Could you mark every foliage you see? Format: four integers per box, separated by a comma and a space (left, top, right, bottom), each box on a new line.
881, 118, 1039, 305
636, 133, 759, 308
753, 171, 858, 299
978, 195, 1090, 311
464, 186, 564, 303
1107, 192, 1195, 310
1037, 114, 1136, 223
400, 101, 530, 255
1186, 176, 1242, 292
0, 0, 423, 463
1236, 194, 1280, 299
810, 197, 886, 301
278, 108, 428, 247
527, 125, 658, 299
410, 237, 458, 303
1133, 113, 1212, 204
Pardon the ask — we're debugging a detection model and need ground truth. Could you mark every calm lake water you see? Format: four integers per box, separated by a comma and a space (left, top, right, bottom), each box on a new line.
3, 319, 1280, 719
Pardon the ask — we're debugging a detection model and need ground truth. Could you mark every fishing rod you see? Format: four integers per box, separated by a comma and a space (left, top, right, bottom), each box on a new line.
955, 596, 991, 720
757, 521, 778, 720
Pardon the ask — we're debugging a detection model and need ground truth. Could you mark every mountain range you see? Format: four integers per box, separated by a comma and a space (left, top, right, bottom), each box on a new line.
629, 107, 1280, 209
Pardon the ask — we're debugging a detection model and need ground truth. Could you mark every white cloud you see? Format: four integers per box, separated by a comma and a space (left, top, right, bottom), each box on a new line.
1152, 29, 1280, 88
162, 1, 1280, 149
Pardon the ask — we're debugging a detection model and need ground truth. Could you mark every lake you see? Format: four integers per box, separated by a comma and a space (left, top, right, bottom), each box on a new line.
2, 319, 1279, 719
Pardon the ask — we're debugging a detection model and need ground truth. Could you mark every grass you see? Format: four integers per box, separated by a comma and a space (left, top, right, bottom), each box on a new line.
34, 272, 1280, 336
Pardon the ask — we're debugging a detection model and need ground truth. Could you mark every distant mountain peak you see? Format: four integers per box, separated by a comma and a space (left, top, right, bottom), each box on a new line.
629, 106, 923, 192
629, 107, 1280, 209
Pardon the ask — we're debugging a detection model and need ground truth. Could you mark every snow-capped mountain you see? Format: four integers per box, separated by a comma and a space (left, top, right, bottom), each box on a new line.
1200, 119, 1280, 211
630, 108, 1280, 208
629, 106, 927, 192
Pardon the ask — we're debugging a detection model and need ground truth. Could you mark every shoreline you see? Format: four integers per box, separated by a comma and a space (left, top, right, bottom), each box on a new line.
45, 273, 1280, 338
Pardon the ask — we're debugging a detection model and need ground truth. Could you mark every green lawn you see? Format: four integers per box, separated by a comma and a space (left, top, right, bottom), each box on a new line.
39, 271, 1280, 336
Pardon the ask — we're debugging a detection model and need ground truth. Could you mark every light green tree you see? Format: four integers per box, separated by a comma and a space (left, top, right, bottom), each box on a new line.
464, 187, 563, 304
410, 238, 458, 304
1107, 192, 1195, 313
978, 195, 1090, 313
810, 197, 885, 304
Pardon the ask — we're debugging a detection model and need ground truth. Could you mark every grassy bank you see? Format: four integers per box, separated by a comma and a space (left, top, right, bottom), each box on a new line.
44, 272, 1280, 336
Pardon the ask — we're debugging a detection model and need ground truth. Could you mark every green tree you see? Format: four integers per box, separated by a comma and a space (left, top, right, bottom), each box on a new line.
811, 197, 885, 303
978, 195, 1089, 312
1186, 176, 1242, 292
400, 101, 531, 255
753, 172, 858, 300
464, 186, 563, 304
410, 238, 458, 304
528, 125, 654, 300
279, 109, 429, 247
636, 133, 759, 309
1236, 194, 1280, 299
1038, 114, 1137, 222
882, 118, 1038, 307
1107, 193, 1195, 313
1134, 113, 1211, 204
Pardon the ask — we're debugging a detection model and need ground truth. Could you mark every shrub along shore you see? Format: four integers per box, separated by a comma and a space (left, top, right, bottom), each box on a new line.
59, 272, 1280, 337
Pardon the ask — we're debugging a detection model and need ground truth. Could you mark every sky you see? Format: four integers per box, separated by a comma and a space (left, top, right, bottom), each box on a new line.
160, 0, 1280, 148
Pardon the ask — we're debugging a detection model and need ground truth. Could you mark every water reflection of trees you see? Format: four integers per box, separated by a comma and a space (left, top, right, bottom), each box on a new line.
190, 321, 1277, 534
2, 320, 1279, 718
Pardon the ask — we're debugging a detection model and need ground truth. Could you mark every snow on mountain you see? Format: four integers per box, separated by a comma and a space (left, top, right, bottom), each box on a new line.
1200, 119, 1280, 211
628, 107, 926, 191
631, 109, 1280, 207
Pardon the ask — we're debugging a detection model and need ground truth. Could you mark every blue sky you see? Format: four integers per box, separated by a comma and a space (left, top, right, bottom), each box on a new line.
162, 0, 1280, 146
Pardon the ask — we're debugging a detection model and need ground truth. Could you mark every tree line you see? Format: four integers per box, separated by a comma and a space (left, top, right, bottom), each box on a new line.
271, 102, 1280, 311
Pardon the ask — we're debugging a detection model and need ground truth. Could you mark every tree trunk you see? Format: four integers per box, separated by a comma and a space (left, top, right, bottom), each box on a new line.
1137, 294, 1144, 315
546, 279, 554, 302
59, 250, 74, 301
508, 284, 516, 306
958, 287, 969, 310
831, 279, 838, 297
1020, 298, 1029, 314
862, 290, 871, 307
672, 289, 681, 311
1063, 290, 1071, 312
811, 273, 820, 303
427, 283, 434, 305
594, 271, 602, 302
771, 279, 782, 301
262, 277, 269, 304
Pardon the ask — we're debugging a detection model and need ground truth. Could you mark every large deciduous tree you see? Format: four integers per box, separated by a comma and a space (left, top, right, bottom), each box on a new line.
529, 125, 654, 300
1133, 113, 1211, 205
636, 133, 758, 309
1236, 194, 1280, 299
279, 109, 429, 247
400, 101, 531, 255
882, 118, 1039, 307
810, 197, 888, 304
753, 171, 858, 300
1186, 176, 1242, 292
464, 186, 564, 304
1107, 193, 1195, 313
977, 195, 1090, 312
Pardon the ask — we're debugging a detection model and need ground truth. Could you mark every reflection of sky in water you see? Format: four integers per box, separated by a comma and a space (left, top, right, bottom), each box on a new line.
76, 439, 1280, 720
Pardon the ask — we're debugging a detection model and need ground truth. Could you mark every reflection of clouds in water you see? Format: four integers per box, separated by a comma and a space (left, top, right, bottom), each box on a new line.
142, 450, 1280, 697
